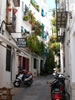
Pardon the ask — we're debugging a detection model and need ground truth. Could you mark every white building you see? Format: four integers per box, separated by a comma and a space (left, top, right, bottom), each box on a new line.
56, 0, 75, 99
11, 0, 50, 76
0, 0, 19, 88
0, 0, 51, 88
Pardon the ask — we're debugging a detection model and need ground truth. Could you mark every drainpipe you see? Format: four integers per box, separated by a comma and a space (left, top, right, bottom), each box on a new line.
60, 43, 64, 73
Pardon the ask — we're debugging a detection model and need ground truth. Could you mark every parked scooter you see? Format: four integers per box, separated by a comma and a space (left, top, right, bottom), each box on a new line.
14, 70, 33, 87
50, 72, 65, 100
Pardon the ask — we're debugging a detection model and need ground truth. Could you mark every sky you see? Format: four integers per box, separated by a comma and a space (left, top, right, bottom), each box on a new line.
46, 0, 55, 12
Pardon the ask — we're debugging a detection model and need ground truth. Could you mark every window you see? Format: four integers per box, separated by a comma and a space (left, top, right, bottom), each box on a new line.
34, 58, 36, 69
13, 0, 20, 7
41, 9, 44, 17
23, 57, 26, 69
6, 45, 11, 71
21, 26, 23, 33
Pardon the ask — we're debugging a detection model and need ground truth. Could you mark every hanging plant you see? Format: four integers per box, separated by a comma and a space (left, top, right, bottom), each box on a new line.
30, 0, 39, 12
51, 17, 56, 26
28, 10, 32, 17
29, 20, 34, 25
23, 16, 29, 21
25, 9, 28, 13
32, 25, 36, 30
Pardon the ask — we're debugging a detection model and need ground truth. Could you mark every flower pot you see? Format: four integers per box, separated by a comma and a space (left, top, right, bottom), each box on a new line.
8, 8, 11, 12
13, 9, 17, 14
25, 9, 28, 13
23, 16, 29, 21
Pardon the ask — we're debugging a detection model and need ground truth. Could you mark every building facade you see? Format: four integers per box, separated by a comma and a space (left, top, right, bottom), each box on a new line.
0, 0, 51, 88
12, 0, 49, 76
0, 0, 18, 88
56, 0, 75, 99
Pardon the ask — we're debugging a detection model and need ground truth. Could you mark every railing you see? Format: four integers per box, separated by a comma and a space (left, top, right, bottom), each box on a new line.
56, 0, 68, 42
6, 15, 16, 33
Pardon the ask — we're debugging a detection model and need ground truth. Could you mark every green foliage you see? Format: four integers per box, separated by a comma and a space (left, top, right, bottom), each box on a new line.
50, 42, 60, 55
49, 35, 60, 55
30, 0, 39, 12
49, 35, 57, 43
51, 17, 56, 26
48, 35, 60, 69
44, 49, 56, 74
27, 34, 46, 56
52, 9, 56, 17
32, 21, 43, 36
53, 26, 56, 33
23, 16, 29, 21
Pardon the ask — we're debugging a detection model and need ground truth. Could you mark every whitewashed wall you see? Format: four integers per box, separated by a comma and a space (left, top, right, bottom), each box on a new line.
64, 1, 75, 99
0, 32, 17, 88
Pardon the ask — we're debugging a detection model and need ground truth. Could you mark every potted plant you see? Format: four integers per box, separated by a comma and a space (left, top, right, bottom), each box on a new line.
23, 16, 29, 21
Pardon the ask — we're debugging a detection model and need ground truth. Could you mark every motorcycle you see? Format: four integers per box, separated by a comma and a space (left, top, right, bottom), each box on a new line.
50, 73, 65, 100
52, 88, 64, 100
14, 70, 33, 87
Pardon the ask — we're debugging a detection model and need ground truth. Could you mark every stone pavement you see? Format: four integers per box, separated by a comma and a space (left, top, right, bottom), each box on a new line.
12, 75, 54, 100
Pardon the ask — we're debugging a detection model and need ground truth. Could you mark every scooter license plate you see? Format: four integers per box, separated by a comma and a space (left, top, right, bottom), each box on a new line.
56, 99, 59, 100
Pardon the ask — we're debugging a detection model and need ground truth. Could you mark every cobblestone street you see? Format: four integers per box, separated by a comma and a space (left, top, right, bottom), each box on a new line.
12, 75, 54, 100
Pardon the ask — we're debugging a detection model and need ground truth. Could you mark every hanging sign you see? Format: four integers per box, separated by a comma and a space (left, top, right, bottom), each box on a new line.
17, 38, 26, 48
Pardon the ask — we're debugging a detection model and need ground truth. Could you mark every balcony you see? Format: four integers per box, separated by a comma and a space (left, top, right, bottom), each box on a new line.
56, 0, 68, 42
6, 15, 16, 33
6, 8, 17, 33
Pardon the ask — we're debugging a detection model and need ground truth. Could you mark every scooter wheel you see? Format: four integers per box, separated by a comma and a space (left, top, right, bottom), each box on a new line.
14, 81, 20, 87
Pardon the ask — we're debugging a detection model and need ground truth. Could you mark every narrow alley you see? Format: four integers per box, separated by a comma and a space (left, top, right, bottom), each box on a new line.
12, 75, 53, 100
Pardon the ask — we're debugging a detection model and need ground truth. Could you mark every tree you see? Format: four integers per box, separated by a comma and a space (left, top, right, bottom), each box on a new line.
50, 42, 60, 55
52, 9, 56, 17
48, 35, 60, 69
51, 17, 56, 26
52, 26, 56, 33
44, 49, 56, 74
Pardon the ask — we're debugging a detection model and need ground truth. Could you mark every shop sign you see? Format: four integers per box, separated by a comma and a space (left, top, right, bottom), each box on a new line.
17, 38, 26, 48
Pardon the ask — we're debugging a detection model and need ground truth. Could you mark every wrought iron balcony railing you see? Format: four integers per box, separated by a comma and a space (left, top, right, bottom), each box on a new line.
6, 15, 16, 33
55, 0, 68, 42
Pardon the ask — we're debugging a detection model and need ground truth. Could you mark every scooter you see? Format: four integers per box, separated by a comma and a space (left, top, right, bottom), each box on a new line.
50, 73, 65, 100
52, 88, 64, 100
14, 70, 33, 87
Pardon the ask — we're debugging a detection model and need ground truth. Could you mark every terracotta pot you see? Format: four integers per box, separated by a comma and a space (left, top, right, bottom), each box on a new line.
8, 8, 11, 12
13, 9, 17, 14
